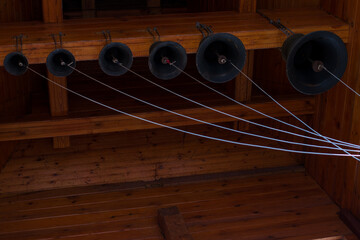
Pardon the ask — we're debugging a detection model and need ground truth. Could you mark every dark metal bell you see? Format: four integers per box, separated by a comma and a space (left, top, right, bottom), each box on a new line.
148, 41, 187, 80
196, 33, 246, 83
3, 52, 28, 76
46, 49, 76, 77
282, 31, 348, 95
99, 42, 133, 76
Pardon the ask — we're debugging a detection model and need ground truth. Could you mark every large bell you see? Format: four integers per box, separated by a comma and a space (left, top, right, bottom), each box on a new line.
281, 31, 348, 95
99, 42, 133, 76
148, 41, 187, 80
196, 33, 246, 83
46, 49, 76, 77
3, 52, 28, 76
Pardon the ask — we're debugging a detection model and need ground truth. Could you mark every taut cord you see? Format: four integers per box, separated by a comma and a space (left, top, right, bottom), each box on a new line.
26, 66, 360, 157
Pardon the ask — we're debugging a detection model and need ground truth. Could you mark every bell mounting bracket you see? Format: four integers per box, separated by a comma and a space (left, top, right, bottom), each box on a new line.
50, 32, 65, 49
12, 34, 27, 53
257, 11, 294, 37
196, 22, 214, 38
147, 27, 161, 42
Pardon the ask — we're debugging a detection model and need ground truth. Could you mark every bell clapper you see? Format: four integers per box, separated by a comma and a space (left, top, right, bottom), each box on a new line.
161, 57, 170, 65
112, 56, 119, 64
18, 62, 24, 67
218, 55, 227, 65
310, 59, 325, 72
60, 58, 66, 66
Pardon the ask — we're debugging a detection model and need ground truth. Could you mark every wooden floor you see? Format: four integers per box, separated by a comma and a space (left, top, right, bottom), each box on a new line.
0, 171, 356, 240
0, 125, 301, 194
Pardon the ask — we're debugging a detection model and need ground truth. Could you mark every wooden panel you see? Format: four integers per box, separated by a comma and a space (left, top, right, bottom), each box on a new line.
0, 0, 42, 23
0, 97, 314, 141
0, 123, 300, 193
306, 0, 360, 219
0, 172, 355, 239
0, 9, 349, 65
0, 0, 42, 172
42, 0, 63, 23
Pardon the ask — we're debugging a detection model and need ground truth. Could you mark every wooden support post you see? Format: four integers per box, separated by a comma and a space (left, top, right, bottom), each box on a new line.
233, 0, 256, 130
42, 0, 63, 23
158, 206, 193, 240
47, 72, 70, 148
234, 50, 254, 130
42, 1, 69, 148
82, 0, 96, 18
147, 0, 161, 14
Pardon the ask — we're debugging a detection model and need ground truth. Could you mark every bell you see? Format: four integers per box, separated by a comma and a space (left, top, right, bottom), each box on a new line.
196, 33, 246, 83
46, 48, 76, 77
148, 41, 187, 80
281, 31, 348, 95
99, 42, 133, 76
3, 52, 28, 76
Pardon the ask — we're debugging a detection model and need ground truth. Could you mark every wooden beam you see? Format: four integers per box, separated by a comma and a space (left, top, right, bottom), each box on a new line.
47, 72, 70, 148
0, 97, 314, 141
158, 206, 193, 240
42, 0, 63, 23
0, 9, 349, 65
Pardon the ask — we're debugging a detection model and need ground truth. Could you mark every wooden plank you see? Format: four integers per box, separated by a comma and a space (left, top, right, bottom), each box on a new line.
0, 97, 314, 141
158, 206, 193, 240
306, 0, 360, 220
47, 72, 70, 148
0, 172, 352, 240
42, 0, 63, 23
0, 9, 349, 65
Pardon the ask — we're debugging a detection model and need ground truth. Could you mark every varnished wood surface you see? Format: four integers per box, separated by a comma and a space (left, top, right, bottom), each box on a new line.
0, 96, 314, 141
0, 8, 349, 65
306, 0, 360, 220
0, 124, 300, 193
0, 171, 355, 240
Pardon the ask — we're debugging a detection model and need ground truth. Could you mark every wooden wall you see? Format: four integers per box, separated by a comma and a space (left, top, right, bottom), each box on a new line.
306, 0, 360, 219
0, 0, 42, 172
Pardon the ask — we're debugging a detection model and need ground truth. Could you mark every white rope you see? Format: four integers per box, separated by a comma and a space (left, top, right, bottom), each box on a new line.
67, 64, 359, 153
26, 66, 360, 157
169, 63, 360, 149
229, 61, 360, 162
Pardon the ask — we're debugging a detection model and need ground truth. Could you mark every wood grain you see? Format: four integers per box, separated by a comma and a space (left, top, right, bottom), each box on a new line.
47, 72, 70, 148
42, 0, 63, 23
0, 97, 314, 141
0, 172, 355, 239
306, 0, 360, 219
0, 9, 349, 65
158, 206, 193, 240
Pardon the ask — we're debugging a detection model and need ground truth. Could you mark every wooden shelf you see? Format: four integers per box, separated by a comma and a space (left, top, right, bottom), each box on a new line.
0, 96, 314, 141
0, 8, 349, 65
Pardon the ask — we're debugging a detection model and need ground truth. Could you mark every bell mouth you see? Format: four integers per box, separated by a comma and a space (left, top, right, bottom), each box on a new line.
148, 41, 187, 80
285, 31, 348, 95
99, 42, 133, 76
46, 49, 76, 77
196, 33, 246, 83
3, 52, 28, 76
